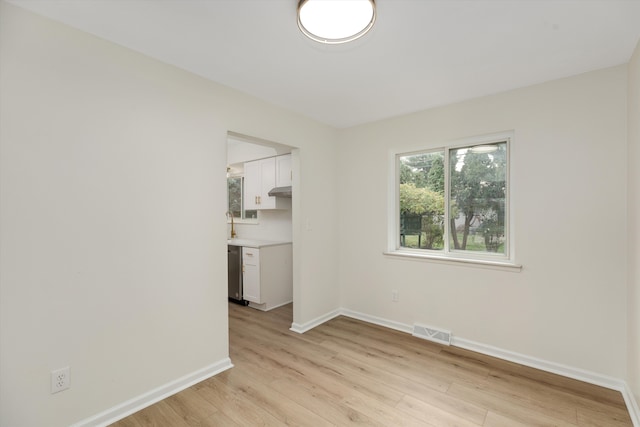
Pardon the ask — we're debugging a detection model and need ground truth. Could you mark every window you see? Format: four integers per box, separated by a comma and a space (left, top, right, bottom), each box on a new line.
227, 176, 257, 221
394, 135, 513, 264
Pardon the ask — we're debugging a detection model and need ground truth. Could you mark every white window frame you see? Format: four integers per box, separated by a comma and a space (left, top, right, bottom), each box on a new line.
385, 131, 520, 270
227, 175, 259, 224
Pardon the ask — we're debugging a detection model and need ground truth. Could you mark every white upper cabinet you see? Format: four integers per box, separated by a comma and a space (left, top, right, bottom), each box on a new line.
275, 154, 292, 187
244, 155, 291, 210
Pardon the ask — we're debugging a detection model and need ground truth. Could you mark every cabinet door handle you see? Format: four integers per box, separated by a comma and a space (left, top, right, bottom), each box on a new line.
255, 196, 258, 204
245, 252, 254, 257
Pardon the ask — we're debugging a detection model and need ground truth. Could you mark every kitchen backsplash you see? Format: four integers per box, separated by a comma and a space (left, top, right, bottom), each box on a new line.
230, 209, 292, 242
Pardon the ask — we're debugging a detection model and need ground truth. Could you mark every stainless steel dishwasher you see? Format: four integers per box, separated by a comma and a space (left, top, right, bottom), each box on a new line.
227, 245, 247, 305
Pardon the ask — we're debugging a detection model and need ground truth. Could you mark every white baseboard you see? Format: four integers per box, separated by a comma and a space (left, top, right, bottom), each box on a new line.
452, 337, 624, 390
293, 307, 640, 426
340, 308, 413, 334
250, 300, 293, 311
622, 382, 640, 427
290, 308, 341, 333
71, 358, 233, 427
453, 336, 638, 426
453, 336, 640, 426
267, 299, 294, 311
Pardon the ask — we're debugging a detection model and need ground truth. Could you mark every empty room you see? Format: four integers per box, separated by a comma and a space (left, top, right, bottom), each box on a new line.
1, 0, 639, 426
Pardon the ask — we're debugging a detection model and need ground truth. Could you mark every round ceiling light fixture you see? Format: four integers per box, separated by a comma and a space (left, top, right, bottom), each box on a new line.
297, 0, 376, 44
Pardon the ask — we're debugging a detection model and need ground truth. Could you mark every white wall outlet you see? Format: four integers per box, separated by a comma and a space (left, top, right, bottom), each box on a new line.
392, 290, 399, 302
51, 367, 70, 394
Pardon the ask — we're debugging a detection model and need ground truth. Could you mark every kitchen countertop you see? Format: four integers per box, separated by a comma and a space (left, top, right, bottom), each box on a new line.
227, 238, 292, 248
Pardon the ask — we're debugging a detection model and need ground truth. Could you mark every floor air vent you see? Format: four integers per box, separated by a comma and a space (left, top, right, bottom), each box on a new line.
412, 323, 452, 346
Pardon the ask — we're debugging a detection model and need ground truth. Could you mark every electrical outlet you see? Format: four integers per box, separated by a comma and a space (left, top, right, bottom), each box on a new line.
51, 367, 70, 394
392, 290, 399, 302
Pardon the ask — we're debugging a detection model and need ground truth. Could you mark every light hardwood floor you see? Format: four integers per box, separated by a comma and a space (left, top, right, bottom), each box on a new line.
111, 302, 632, 426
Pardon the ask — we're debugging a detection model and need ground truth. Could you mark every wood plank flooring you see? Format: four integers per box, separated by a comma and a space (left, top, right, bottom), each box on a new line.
111, 303, 632, 426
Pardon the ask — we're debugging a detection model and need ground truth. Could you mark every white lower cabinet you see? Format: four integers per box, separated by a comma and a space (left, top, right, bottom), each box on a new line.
242, 247, 260, 303
242, 243, 292, 311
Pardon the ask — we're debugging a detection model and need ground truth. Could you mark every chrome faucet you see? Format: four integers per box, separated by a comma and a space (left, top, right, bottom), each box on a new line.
226, 211, 237, 238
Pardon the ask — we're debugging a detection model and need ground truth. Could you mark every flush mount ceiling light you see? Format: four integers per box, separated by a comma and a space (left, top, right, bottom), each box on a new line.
297, 0, 376, 44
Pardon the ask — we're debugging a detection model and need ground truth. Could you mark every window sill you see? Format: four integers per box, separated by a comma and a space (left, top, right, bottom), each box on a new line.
383, 249, 522, 272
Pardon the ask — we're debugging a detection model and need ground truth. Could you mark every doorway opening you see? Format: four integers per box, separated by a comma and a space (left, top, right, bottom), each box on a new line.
226, 131, 297, 326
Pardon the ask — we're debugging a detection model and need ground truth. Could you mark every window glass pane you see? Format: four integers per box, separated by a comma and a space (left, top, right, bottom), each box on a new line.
398, 151, 445, 250
227, 177, 242, 219
448, 142, 507, 254
228, 176, 258, 220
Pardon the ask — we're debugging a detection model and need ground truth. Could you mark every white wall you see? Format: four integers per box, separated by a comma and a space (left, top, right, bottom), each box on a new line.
233, 210, 293, 242
227, 139, 279, 166
0, 3, 339, 426
628, 39, 640, 409
337, 66, 628, 379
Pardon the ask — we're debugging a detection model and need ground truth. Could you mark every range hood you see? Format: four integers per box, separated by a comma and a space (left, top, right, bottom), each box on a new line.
268, 186, 292, 198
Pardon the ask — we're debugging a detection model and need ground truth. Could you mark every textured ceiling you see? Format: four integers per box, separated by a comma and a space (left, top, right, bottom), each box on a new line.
8, 0, 640, 128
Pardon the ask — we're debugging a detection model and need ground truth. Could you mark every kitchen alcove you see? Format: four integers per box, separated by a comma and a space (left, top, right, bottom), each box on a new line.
226, 132, 298, 323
